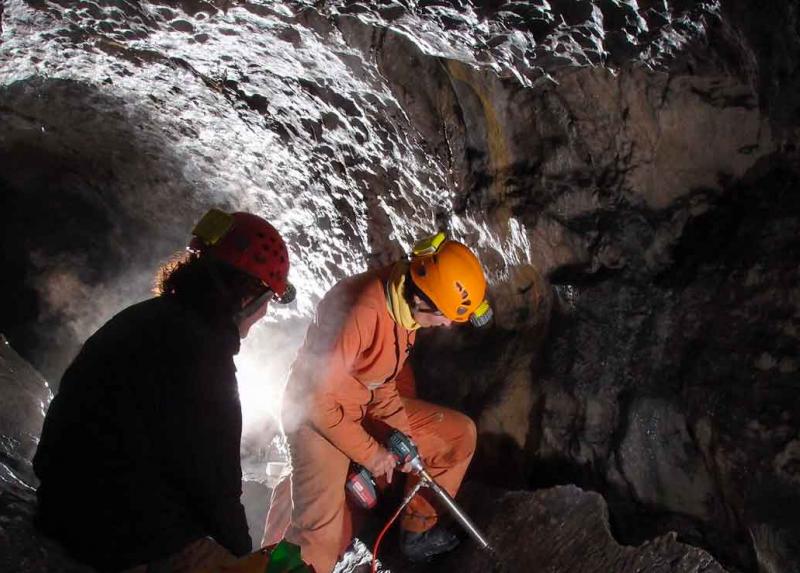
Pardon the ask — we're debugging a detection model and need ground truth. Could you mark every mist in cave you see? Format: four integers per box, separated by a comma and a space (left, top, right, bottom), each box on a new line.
1, 1, 799, 572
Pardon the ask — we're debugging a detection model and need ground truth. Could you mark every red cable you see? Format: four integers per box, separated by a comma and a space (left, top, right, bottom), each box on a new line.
371, 480, 425, 573
371, 497, 405, 573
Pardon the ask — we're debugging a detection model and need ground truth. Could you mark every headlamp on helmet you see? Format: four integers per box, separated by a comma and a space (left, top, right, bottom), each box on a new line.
411, 231, 448, 258
191, 208, 235, 248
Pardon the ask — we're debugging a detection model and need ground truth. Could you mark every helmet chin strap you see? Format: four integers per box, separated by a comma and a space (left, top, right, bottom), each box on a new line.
233, 288, 273, 325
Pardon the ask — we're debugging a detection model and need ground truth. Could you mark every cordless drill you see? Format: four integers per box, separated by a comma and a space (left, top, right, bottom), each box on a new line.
345, 430, 492, 552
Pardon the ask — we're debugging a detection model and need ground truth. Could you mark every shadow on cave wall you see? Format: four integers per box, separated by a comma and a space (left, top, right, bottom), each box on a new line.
0, 77, 209, 383
536, 158, 799, 572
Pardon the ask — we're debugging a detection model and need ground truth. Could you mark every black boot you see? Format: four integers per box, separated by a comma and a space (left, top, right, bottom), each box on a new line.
400, 526, 460, 563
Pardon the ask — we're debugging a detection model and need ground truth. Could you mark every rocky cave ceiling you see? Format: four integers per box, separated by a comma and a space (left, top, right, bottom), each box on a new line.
1, 0, 799, 572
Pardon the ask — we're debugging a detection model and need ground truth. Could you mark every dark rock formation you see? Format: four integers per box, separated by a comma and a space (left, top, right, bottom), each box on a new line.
431, 484, 727, 573
0, 334, 50, 486
0, 336, 93, 572
413, 159, 800, 571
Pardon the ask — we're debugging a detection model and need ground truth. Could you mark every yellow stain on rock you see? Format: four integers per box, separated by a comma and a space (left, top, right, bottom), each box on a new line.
445, 60, 511, 203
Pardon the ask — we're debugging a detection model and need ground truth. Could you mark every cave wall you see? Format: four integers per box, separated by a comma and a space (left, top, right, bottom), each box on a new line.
1, 1, 799, 571
0, 0, 452, 382
383, 2, 800, 570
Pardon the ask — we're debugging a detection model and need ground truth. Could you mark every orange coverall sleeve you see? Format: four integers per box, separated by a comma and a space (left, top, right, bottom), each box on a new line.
367, 377, 411, 436
393, 360, 417, 399
305, 305, 382, 468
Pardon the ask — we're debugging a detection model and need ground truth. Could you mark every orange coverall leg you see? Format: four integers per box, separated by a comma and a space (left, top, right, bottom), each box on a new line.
399, 397, 477, 532
283, 423, 351, 573
283, 398, 476, 573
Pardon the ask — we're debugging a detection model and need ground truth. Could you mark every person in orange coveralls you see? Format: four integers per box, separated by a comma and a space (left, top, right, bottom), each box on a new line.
269, 232, 493, 573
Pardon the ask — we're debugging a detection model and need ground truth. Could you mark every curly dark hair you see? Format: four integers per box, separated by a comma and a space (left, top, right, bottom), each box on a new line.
153, 250, 194, 297
154, 251, 265, 317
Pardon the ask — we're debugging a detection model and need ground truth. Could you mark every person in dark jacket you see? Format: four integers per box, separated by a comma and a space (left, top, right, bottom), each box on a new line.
33, 209, 296, 572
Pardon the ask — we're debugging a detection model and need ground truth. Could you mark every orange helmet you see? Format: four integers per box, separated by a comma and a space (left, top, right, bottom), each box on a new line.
409, 232, 492, 325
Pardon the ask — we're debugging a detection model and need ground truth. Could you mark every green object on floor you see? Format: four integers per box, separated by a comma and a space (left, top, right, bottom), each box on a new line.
266, 540, 312, 573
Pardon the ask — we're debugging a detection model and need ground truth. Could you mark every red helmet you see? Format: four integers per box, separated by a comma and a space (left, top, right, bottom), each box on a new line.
190, 209, 292, 300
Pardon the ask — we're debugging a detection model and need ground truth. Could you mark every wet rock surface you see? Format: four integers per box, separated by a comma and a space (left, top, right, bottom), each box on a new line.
1, 1, 799, 572
0, 0, 768, 380
0, 334, 50, 487
432, 484, 727, 573
0, 336, 93, 572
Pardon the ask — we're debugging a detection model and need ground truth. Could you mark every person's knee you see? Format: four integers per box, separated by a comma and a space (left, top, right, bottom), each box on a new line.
451, 411, 477, 461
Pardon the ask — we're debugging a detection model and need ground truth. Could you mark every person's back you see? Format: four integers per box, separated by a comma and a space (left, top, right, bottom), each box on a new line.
34, 295, 245, 571
33, 209, 297, 572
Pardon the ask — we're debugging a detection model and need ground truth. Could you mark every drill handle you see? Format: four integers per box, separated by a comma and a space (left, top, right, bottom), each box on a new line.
386, 429, 419, 465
